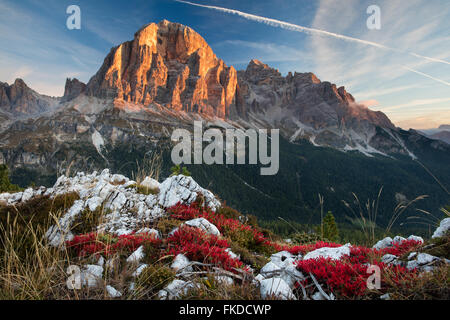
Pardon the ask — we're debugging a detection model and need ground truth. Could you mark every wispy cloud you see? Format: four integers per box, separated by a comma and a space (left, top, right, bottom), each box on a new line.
176, 0, 450, 67
383, 97, 450, 111
215, 40, 311, 65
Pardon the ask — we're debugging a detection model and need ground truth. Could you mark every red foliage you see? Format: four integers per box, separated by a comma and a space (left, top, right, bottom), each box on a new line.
67, 203, 423, 297
167, 203, 273, 250
166, 226, 243, 272
66, 232, 161, 257
286, 242, 343, 256
380, 239, 422, 256
295, 239, 420, 298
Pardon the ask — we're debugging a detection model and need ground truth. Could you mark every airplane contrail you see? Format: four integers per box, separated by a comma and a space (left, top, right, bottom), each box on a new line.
176, 0, 450, 67
403, 66, 450, 87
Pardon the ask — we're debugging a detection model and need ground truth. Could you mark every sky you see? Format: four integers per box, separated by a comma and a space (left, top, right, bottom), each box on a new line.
0, 0, 449, 129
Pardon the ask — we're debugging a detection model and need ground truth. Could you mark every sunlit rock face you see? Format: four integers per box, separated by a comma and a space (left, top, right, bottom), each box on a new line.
86, 20, 238, 119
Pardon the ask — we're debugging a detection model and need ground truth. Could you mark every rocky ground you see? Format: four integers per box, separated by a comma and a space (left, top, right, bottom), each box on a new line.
0, 171, 449, 300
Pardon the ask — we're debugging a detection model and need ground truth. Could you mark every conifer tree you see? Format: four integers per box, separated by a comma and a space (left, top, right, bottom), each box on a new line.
323, 211, 339, 242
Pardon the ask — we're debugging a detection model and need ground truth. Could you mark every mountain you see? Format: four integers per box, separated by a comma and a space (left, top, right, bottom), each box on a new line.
234, 59, 408, 155
0, 20, 449, 228
419, 125, 450, 145
430, 131, 450, 145
0, 78, 59, 117
85, 20, 238, 118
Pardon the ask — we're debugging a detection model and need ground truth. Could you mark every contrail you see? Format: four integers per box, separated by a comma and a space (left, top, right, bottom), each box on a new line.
176, 0, 450, 67
403, 66, 450, 87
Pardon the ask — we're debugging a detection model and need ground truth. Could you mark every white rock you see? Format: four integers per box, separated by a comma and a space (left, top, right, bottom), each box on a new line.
381, 254, 398, 264
127, 245, 145, 264
215, 275, 234, 286
8, 192, 23, 204
303, 244, 351, 261
280, 264, 304, 288
81, 264, 103, 288
123, 180, 137, 188
140, 177, 160, 191
260, 278, 296, 300
393, 236, 406, 243
432, 218, 450, 239
87, 196, 103, 212
0, 192, 11, 204
109, 192, 127, 211
253, 274, 265, 284
158, 175, 220, 211
225, 248, 240, 260
407, 260, 420, 270
46, 200, 85, 247
158, 279, 195, 300
184, 218, 220, 236
416, 253, 438, 265
407, 235, 424, 244
373, 237, 393, 250
111, 174, 128, 185
422, 265, 436, 273
136, 227, 160, 239
106, 285, 122, 298
380, 293, 390, 300
312, 291, 335, 300
97, 256, 105, 267
171, 254, 192, 272
408, 252, 417, 260
270, 251, 295, 268
132, 264, 148, 277
260, 262, 282, 277
21, 188, 34, 202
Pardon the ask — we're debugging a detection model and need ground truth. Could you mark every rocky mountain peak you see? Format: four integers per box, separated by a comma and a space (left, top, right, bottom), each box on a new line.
244, 59, 281, 80
0, 78, 58, 116
62, 78, 86, 103
86, 20, 238, 118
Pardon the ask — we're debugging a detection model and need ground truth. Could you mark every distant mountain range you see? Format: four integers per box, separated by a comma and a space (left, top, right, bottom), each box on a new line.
419, 125, 450, 145
0, 20, 448, 227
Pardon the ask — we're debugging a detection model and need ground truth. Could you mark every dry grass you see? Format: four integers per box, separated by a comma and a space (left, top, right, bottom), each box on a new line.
383, 264, 450, 300
342, 188, 428, 245
133, 151, 163, 185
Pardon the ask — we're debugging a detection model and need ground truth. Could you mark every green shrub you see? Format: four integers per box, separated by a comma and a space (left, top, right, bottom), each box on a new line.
290, 231, 323, 245
0, 165, 22, 193
170, 165, 191, 177
216, 206, 241, 220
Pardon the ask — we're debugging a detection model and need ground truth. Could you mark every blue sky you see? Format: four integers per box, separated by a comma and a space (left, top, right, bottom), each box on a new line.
0, 0, 449, 129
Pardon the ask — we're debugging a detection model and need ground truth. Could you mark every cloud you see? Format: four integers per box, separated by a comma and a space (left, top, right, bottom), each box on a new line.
357, 100, 380, 108
0, 0, 105, 96
353, 84, 420, 100
395, 111, 450, 130
383, 97, 450, 111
